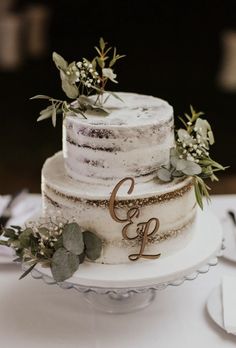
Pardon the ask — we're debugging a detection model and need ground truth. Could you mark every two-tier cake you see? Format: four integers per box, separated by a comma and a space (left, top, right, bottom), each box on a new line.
41, 92, 196, 264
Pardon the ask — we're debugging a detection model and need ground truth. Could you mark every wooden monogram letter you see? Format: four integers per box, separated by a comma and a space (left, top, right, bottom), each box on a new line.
108, 177, 161, 261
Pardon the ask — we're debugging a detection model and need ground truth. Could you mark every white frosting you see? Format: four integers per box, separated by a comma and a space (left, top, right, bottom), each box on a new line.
42, 152, 197, 264
63, 92, 174, 184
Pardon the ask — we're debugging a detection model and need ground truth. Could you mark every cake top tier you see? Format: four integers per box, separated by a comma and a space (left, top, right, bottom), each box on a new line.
70, 92, 173, 127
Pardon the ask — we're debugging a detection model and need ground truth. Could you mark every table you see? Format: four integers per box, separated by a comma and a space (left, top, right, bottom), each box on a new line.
1, 194, 236, 348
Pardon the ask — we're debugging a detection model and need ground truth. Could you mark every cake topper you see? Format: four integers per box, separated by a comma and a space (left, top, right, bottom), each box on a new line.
31, 37, 125, 126
109, 177, 161, 261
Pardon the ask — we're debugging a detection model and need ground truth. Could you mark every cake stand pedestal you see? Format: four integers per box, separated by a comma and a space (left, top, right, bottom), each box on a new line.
30, 209, 223, 314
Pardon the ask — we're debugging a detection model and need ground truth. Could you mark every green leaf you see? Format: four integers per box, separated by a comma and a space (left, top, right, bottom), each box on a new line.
61, 80, 78, 99
54, 236, 63, 250
10, 225, 22, 232
37, 106, 53, 122
107, 91, 124, 103
181, 161, 202, 176
83, 231, 102, 261
157, 167, 172, 182
30, 95, 51, 100
52, 106, 57, 127
79, 252, 86, 263
51, 247, 80, 282
52, 52, 68, 70
19, 263, 37, 280
62, 223, 84, 255
3, 228, 16, 239
208, 130, 215, 145
99, 37, 105, 51
102, 68, 118, 83
94, 46, 102, 56
19, 228, 33, 248
97, 57, 105, 69
0, 240, 8, 246
194, 179, 203, 210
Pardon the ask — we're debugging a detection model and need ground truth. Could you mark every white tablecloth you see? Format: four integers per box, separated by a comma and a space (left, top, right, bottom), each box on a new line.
1, 194, 236, 347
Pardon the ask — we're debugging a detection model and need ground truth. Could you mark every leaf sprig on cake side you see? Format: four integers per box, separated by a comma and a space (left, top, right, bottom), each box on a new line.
157, 106, 227, 209
0, 220, 102, 282
31, 37, 125, 126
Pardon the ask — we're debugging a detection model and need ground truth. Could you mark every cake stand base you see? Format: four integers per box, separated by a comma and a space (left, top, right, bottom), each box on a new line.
84, 290, 156, 314
31, 209, 224, 314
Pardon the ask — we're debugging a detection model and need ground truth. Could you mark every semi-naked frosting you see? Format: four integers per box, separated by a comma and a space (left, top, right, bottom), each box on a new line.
41, 92, 197, 264
42, 152, 197, 264
63, 92, 174, 184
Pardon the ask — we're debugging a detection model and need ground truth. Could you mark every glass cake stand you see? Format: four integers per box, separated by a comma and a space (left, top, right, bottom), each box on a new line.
29, 209, 224, 314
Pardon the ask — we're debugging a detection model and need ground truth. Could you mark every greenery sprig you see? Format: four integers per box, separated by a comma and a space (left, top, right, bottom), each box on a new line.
157, 106, 227, 209
0, 220, 102, 282
31, 37, 125, 126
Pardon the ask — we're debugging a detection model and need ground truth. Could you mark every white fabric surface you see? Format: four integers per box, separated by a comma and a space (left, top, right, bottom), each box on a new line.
0, 194, 236, 347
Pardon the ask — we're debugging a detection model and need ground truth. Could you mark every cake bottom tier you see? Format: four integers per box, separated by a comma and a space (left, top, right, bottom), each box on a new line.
41, 152, 197, 264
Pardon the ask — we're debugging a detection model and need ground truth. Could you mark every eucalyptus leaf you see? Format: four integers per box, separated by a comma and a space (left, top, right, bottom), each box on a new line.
83, 231, 102, 261
51, 247, 80, 282
157, 167, 172, 182
62, 223, 84, 255
208, 130, 215, 145
99, 37, 105, 51
19, 228, 33, 248
175, 159, 188, 171
62, 80, 78, 99
52, 106, 57, 127
30, 95, 51, 100
52, 52, 68, 71
37, 106, 53, 122
181, 161, 202, 176
19, 263, 37, 280
107, 91, 124, 103
10, 225, 22, 232
54, 236, 63, 250
97, 57, 105, 69
194, 179, 203, 210
102, 68, 117, 83
3, 228, 16, 239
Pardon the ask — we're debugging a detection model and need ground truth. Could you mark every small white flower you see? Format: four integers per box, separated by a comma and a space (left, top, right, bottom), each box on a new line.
182, 142, 186, 148
89, 68, 93, 73
179, 155, 183, 159
187, 121, 192, 125
196, 149, 202, 155
84, 62, 88, 67
193, 145, 197, 149
97, 79, 101, 83
77, 61, 82, 68
95, 72, 99, 76
66, 71, 71, 75
195, 159, 199, 163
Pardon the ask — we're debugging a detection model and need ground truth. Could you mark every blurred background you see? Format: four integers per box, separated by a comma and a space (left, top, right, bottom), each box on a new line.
0, 0, 236, 194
